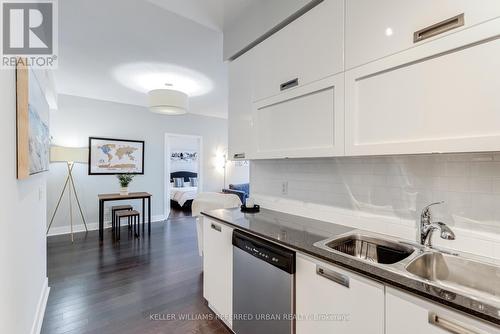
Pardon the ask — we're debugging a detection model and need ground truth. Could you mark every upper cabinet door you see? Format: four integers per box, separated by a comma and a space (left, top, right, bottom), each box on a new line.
252, 73, 344, 159
228, 49, 256, 161
252, 0, 344, 103
346, 0, 500, 70
346, 18, 500, 156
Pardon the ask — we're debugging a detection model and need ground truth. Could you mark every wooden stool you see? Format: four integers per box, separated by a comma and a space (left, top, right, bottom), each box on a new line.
115, 210, 140, 240
111, 205, 132, 231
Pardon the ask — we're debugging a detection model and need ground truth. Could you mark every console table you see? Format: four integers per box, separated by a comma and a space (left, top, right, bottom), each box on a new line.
98, 192, 152, 242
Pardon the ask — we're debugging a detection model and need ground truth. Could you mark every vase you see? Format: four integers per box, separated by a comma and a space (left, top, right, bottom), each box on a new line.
120, 187, 129, 196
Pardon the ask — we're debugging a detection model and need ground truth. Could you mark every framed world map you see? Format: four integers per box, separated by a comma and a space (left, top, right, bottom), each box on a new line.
88, 137, 144, 175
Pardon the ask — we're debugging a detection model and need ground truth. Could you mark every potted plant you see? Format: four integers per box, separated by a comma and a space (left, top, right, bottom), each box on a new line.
117, 174, 134, 195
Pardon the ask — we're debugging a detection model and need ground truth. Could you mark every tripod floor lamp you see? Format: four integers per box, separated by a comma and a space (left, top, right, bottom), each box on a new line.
47, 146, 89, 242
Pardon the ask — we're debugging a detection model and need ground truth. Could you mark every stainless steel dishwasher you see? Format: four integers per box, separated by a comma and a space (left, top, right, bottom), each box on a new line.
232, 230, 295, 334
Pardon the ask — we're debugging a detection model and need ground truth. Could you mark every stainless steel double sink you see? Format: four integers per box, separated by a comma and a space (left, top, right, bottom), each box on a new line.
314, 231, 500, 305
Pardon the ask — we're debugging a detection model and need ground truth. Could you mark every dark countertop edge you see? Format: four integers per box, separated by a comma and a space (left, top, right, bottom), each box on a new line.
201, 211, 500, 327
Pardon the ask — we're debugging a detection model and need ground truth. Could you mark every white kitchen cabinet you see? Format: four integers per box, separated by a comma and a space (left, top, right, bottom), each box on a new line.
295, 254, 384, 334
346, 0, 500, 69
386, 287, 500, 334
202, 218, 233, 327
346, 18, 500, 156
252, 73, 344, 159
228, 48, 256, 161
252, 0, 344, 103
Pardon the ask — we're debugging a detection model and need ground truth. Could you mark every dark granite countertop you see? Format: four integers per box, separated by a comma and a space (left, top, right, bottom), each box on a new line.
202, 207, 500, 326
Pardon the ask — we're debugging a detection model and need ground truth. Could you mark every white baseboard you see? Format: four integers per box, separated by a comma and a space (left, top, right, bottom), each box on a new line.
30, 277, 50, 334
47, 215, 166, 236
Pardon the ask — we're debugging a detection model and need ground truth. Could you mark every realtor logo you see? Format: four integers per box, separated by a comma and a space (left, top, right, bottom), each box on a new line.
1, 0, 58, 68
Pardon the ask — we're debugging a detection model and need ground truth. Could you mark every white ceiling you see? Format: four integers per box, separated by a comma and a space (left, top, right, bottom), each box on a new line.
54, 0, 247, 119
146, 0, 256, 32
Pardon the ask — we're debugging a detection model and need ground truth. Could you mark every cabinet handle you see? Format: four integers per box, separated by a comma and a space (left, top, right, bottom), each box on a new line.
428, 312, 480, 334
414, 13, 464, 43
233, 153, 245, 159
210, 223, 221, 232
280, 78, 299, 91
316, 266, 349, 288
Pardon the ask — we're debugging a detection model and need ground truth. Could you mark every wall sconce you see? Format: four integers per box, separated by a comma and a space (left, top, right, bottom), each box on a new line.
214, 149, 228, 188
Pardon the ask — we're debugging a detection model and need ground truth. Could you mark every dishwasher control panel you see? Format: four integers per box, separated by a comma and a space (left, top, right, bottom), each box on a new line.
233, 229, 295, 274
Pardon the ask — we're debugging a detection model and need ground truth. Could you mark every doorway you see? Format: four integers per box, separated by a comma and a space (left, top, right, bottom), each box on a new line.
164, 133, 203, 219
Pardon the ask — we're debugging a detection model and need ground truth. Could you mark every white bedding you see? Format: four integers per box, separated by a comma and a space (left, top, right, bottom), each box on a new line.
170, 186, 198, 207
191, 192, 242, 217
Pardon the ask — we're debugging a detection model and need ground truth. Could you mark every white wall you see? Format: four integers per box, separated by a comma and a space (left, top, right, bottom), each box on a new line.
47, 94, 228, 233
226, 161, 250, 186
169, 134, 199, 151
0, 70, 48, 334
223, 0, 314, 59
251, 154, 500, 259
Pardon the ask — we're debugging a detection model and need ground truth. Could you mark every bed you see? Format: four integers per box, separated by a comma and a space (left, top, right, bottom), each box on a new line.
170, 171, 198, 210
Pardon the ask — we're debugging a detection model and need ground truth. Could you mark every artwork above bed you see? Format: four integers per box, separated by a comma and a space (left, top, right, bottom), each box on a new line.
171, 151, 197, 161
170, 151, 198, 175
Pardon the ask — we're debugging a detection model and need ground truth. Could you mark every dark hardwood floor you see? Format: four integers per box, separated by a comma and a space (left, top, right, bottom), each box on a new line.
41, 215, 230, 334
168, 206, 193, 219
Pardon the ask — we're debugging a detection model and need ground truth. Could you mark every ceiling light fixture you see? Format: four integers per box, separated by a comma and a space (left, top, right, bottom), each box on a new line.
148, 89, 188, 115
113, 62, 213, 97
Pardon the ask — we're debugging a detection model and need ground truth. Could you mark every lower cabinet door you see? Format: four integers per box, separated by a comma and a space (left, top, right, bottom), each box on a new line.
295, 254, 384, 334
202, 218, 233, 327
386, 287, 500, 334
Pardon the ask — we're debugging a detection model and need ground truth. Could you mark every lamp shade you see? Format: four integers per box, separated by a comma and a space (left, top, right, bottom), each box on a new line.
148, 89, 188, 115
50, 146, 88, 163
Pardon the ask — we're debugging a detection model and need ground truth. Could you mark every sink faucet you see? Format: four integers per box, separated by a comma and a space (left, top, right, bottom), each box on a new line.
419, 202, 456, 247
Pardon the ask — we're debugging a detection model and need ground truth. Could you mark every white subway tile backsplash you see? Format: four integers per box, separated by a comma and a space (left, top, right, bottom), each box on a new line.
251, 153, 500, 236
469, 177, 493, 193
471, 154, 495, 162
445, 162, 471, 177
492, 178, 500, 194
446, 177, 470, 192
471, 162, 500, 177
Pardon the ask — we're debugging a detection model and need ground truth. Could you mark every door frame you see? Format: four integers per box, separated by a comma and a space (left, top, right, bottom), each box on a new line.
164, 133, 203, 219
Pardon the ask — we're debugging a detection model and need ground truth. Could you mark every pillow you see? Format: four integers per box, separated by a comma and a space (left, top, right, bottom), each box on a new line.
173, 178, 184, 187
189, 177, 198, 187
229, 183, 249, 194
